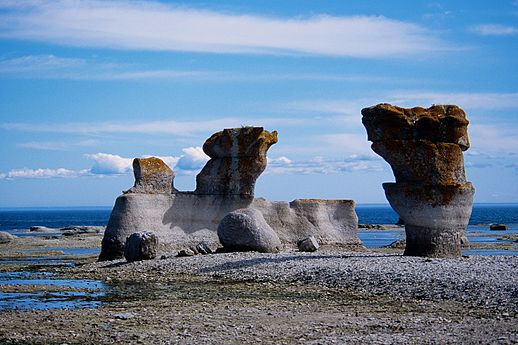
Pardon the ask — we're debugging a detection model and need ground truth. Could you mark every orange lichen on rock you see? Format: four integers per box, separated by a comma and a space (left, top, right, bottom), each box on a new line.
371, 140, 466, 185
362, 103, 470, 186
362, 103, 475, 258
195, 127, 278, 196
202, 127, 278, 158
126, 157, 175, 194
362, 103, 470, 150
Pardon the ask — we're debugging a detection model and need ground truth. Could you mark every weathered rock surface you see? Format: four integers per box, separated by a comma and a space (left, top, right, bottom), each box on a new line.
195, 127, 278, 197
0, 231, 16, 243
362, 103, 475, 258
297, 236, 319, 252
126, 157, 175, 194
383, 182, 475, 257
99, 194, 360, 260
99, 127, 359, 261
218, 208, 282, 253
124, 231, 159, 262
253, 198, 359, 246
362, 104, 470, 150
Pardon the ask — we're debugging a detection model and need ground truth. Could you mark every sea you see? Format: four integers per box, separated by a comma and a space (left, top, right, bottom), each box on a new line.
0, 204, 517, 254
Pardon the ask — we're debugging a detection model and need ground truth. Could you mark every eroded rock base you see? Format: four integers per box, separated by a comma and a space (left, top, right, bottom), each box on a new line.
384, 182, 475, 257
99, 194, 359, 261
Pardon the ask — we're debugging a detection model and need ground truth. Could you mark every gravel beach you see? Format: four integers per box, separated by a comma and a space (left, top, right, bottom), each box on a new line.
82, 250, 518, 313
1, 232, 517, 344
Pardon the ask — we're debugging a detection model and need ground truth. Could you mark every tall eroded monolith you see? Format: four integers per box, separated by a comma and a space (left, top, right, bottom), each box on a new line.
362, 104, 475, 257
194, 127, 278, 197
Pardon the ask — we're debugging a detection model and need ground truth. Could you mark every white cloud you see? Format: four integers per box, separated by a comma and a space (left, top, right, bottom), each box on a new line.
1, 118, 243, 136
0, 168, 89, 179
289, 92, 518, 120
85, 150, 208, 177
0, 55, 85, 73
0, 54, 212, 81
0, 55, 422, 81
0, 1, 451, 58
469, 124, 518, 154
86, 153, 133, 175
471, 24, 518, 36
388, 91, 518, 110
17, 139, 99, 151
266, 155, 383, 175
175, 147, 209, 174
268, 156, 292, 165
320, 133, 374, 156
1, 148, 384, 180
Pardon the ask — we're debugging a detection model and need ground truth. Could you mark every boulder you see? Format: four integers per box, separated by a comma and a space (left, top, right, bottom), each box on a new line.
177, 248, 196, 257
124, 231, 159, 262
217, 208, 282, 253
195, 127, 278, 197
29, 226, 55, 232
0, 231, 16, 243
490, 224, 507, 231
194, 242, 214, 255
385, 238, 406, 249
362, 104, 475, 258
126, 157, 175, 194
297, 236, 319, 252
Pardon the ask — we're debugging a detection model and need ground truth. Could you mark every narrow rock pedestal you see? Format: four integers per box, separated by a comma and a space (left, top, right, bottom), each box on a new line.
383, 183, 474, 257
362, 104, 475, 258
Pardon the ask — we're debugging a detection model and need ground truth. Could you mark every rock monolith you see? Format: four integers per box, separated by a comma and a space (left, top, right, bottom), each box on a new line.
126, 157, 175, 194
99, 127, 360, 261
362, 104, 475, 258
194, 127, 278, 197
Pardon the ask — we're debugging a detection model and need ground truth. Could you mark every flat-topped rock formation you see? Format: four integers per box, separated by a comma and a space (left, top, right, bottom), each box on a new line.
362, 104, 475, 258
126, 157, 175, 194
99, 127, 359, 261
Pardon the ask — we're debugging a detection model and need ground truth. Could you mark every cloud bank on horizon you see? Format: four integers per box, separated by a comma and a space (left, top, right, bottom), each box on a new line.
0, 0, 517, 205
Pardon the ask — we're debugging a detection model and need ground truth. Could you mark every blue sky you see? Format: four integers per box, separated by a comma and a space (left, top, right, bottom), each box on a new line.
0, 0, 517, 207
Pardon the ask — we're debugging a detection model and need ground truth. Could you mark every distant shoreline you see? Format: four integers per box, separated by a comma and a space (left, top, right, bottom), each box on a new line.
2, 202, 518, 211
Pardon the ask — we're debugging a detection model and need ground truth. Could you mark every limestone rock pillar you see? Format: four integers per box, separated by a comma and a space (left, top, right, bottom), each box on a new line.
362, 104, 475, 257
194, 127, 278, 197
126, 157, 175, 194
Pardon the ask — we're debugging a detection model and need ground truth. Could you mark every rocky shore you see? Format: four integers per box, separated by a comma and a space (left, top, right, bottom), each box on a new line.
1, 231, 517, 344
80, 250, 518, 313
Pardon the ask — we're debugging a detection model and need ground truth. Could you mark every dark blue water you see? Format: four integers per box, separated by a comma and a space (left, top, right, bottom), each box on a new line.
356, 204, 518, 254
0, 204, 517, 254
1, 204, 517, 233
0, 207, 111, 233
0, 271, 107, 311
355, 203, 518, 227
